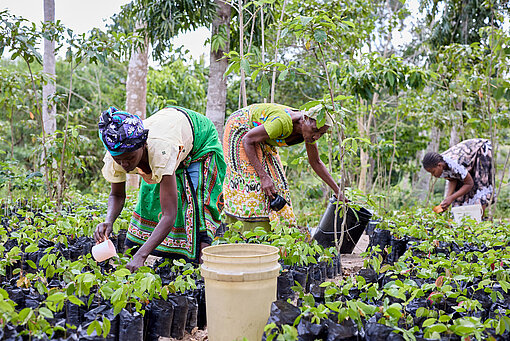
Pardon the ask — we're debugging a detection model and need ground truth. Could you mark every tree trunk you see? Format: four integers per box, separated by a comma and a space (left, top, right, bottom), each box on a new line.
206, 0, 231, 140
414, 126, 440, 201
357, 99, 375, 193
444, 115, 462, 197
42, 0, 57, 135
270, 0, 287, 103
125, 25, 148, 189
449, 120, 461, 147
238, 0, 247, 108
357, 113, 368, 193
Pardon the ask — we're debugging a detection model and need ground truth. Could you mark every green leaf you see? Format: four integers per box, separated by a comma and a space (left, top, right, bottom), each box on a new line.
313, 30, 327, 43
114, 269, 131, 277
19, 308, 33, 324
251, 69, 260, 82
224, 61, 240, 78
102, 317, 111, 337
454, 325, 475, 334
113, 303, 123, 316
357, 302, 377, 315
300, 16, 312, 27
25, 244, 39, 253
111, 287, 124, 304
427, 323, 447, 333
0, 288, 8, 299
240, 58, 251, 75
87, 320, 101, 336
422, 318, 436, 327
26, 260, 37, 269
39, 307, 54, 319
386, 307, 401, 319
68, 295, 85, 306
499, 280, 509, 293
416, 307, 427, 317
278, 69, 288, 81
380, 264, 392, 273
438, 315, 451, 322
46, 264, 55, 278
47, 292, 66, 303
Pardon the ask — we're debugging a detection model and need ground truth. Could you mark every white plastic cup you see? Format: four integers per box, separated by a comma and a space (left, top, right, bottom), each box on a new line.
91, 239, 117, 262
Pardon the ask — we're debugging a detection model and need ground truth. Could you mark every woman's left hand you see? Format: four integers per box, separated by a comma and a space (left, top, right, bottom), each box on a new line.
440, 196, 454, 210
126, 254, 147, 273
198, 242, 210, 264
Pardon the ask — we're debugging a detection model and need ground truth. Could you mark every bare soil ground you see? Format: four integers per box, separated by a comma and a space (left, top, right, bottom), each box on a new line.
160, 328, 208, 341
341, 232, 369, 276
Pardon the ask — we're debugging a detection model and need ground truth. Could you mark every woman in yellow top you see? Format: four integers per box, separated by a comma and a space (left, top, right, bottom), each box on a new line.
95, 106, 225, 271
222, 103, 341, 230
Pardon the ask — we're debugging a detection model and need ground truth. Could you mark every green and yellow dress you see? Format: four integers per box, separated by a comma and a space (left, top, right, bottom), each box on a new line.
222, 103, 297, 230
102, 106, 225, 261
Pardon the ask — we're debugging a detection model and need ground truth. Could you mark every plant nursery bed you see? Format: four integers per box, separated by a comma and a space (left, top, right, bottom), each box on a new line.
0, 201, 340, 340
263, 210, 510, 341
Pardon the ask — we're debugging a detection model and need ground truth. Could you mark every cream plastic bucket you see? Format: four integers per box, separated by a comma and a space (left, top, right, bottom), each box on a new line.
200, 243, 280, 341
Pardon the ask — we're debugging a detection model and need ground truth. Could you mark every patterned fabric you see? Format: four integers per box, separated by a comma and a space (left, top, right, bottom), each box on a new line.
98, 107, 148, 156
440, 138, 494, 207
101, 107, 194, 183
125, 106, 226, 260
222, 106, 297, 227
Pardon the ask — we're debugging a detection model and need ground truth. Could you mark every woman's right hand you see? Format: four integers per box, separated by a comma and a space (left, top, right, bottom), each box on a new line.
260, 175, 277, 199
94, 222, 113, 243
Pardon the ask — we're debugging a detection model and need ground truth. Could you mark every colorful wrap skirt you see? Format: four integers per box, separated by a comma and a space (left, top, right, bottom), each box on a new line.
222, 107, 296, 227
126, 106, 226, 261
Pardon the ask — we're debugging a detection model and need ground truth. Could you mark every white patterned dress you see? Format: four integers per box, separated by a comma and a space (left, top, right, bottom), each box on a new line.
440, 139, 494, 206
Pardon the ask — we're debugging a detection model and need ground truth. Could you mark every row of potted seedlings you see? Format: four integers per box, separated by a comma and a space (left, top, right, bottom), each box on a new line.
262, 209, 510, 340
0, 201, 340, 340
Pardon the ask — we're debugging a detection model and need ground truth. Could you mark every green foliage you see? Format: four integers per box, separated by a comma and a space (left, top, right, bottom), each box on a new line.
146, 57, 208, 114
110, 0, 217, 62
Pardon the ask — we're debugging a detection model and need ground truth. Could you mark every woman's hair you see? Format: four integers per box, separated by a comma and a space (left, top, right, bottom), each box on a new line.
422, 152, 443, 169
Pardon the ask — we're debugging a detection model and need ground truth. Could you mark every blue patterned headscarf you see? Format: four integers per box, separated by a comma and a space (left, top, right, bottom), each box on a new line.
98, 107, 149, 156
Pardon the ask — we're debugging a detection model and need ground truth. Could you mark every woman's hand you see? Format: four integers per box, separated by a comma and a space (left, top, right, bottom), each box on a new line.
94, 222, 113, 243
261, 175, 277, 198
334, 192, 349, 203
126, 254, 147, 273
198, 242, 210, 264
440, 196, 454, 210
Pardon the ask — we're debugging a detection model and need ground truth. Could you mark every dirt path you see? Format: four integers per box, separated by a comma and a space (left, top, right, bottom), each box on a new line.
341, 232, 369, 276
160, 328, 208, 341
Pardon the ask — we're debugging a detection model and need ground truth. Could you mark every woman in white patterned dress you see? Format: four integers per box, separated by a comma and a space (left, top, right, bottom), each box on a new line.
422, 138, 494, 214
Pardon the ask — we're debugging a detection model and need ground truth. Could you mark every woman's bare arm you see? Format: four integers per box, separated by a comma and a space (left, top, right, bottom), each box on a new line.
126, 174, 178, 272
243, 125, 277, 198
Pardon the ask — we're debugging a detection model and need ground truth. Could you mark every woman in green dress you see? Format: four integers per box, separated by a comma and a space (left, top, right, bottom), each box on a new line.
95, 106, 225, 272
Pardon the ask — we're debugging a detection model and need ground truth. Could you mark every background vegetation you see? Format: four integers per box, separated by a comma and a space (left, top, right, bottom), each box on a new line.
0, 0, 509, 222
